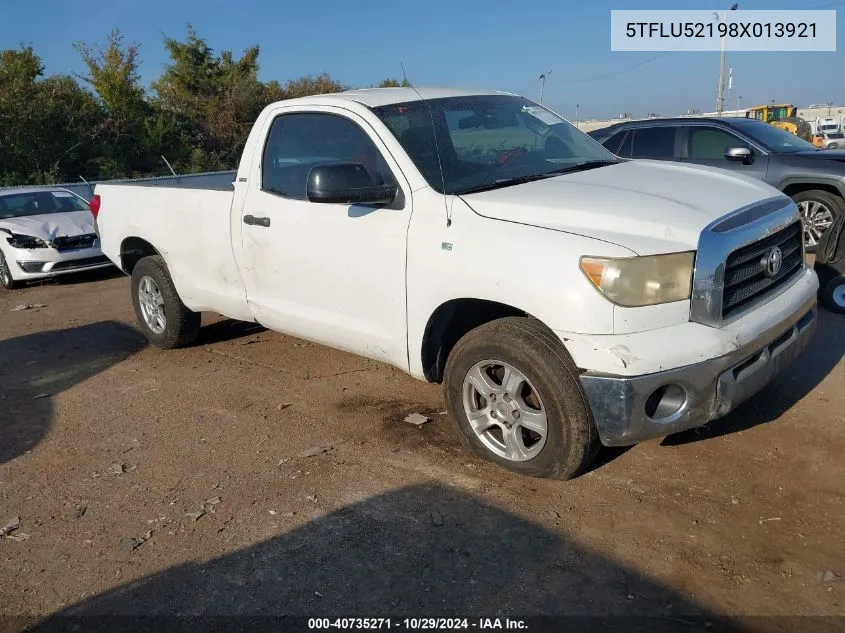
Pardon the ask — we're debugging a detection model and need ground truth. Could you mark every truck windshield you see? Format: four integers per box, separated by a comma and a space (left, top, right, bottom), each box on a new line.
371, 95, 618, 195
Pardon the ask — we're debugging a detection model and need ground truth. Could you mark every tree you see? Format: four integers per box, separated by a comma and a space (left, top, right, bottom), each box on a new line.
283, 73, 348, 98
0, 47, 102, 185
0, 26, 395, 185
74, 30, 144, 123
0, 46, 42, 87
151, 26, 273, 171
377, 78, 410, 88
28, 75, 103, 182
73, 30, 158, 178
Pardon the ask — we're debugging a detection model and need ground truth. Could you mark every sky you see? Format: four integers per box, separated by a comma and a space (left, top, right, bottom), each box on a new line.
0, 0, 843, 120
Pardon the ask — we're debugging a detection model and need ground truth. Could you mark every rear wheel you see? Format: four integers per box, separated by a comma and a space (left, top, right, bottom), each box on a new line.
0, 250, 21, 290
443, 317, 598, 480
821, 274, 845, 314
130, 255, 200, 348
791, 189, 844, 252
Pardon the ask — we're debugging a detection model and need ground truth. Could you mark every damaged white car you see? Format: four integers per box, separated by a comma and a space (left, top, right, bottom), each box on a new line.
0, 187, 112, 289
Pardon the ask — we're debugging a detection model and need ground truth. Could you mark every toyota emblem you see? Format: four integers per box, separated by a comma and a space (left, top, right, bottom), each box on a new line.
765, 246, 783, 278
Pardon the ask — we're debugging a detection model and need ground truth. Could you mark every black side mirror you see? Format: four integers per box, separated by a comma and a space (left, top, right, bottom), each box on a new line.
306, 162, 397, 206
724, 147, 753, 163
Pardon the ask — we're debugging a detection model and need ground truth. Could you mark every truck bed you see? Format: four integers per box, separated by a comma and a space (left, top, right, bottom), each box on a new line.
94, 177, 252, 320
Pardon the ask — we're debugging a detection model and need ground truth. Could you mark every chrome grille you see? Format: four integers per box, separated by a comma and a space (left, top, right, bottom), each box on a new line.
52, 234, 97, 251
690, 197, 803, 328
721, 221, 803, 319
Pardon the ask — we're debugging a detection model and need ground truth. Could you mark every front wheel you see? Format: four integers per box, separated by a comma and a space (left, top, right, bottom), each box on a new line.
130, 255, 200, 348
0, 250, 21, 290
822, 274, 845, 314
791, 189, 844, 253
443, 317, 598, 480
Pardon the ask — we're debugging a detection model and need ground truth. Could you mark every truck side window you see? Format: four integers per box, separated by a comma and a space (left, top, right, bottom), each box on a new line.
262, 113, 396, 200
630, 127, 676, 159
688, 127, 747, 160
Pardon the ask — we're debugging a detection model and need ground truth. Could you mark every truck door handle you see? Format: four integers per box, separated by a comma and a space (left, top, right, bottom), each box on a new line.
243, 215, 271, 227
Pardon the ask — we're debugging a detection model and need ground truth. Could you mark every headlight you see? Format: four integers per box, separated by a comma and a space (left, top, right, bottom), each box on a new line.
580, 252, 695, 307
6, 234, 49, 249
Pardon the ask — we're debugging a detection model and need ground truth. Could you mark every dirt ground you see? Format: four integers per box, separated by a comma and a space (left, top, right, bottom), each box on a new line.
0, 269, 843, 632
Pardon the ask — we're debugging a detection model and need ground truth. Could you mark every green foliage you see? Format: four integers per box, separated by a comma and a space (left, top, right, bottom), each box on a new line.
74, 30, 145, 122
0, 47, 102, 185
0, 27, 360, 187
283, 73, 349, 98
377, 77, 410, 88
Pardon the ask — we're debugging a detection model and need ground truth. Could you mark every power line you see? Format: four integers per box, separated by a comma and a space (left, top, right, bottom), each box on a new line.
547, 52, 671, 84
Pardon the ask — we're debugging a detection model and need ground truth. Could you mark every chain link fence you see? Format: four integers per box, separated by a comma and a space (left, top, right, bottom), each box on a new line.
0, 170, 237, 201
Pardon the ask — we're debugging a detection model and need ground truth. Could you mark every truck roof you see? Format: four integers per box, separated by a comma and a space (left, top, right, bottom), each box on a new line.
273, 86, 516, 109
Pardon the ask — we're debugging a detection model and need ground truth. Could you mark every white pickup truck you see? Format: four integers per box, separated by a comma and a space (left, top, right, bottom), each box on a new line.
94, 88, 818, 479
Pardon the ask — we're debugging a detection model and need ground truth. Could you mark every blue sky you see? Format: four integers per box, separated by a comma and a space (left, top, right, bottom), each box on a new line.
1, 0, 842, 119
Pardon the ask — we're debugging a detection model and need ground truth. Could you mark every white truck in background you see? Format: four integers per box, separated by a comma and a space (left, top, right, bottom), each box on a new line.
815, 117, 841, 135
93, 88, 818, 479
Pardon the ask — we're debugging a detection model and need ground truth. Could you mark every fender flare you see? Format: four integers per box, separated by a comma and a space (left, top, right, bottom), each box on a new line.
776, 175, 845, 199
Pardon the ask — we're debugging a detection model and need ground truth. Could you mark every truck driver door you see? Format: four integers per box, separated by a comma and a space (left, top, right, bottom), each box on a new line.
234, 106, 412, 369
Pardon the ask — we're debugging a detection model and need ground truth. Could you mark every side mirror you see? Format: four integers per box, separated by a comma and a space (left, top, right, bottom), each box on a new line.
306, 162, 397, 206
724, 147, 753, 163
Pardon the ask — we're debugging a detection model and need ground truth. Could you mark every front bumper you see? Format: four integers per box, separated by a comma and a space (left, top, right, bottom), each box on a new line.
10, 245, 112, 280
578, 295, 817, 447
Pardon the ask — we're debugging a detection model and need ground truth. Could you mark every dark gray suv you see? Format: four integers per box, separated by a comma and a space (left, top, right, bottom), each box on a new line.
588, 117, 845, 250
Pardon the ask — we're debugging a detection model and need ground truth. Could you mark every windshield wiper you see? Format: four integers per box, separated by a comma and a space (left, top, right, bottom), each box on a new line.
458, 173, 556, 195
457, 160, 618, 196
543, 160, 619, 175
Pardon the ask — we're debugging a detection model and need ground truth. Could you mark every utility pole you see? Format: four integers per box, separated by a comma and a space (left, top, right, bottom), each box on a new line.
715, 3, 739, 116
538, 71, 552, 105
575, 104, 580, 129
727, 66, 733, 112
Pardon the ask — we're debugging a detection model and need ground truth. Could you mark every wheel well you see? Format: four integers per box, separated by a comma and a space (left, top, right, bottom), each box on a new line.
421, 299, 530, 383
782, 182, 843, 200
120, 237, 159, 275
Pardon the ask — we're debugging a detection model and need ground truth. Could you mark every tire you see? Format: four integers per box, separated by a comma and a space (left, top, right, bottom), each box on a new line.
0, 250, 22, 290
790, 189, 844, 253
821, 274, 845, 314
443, 316, 598, 480
130, 255, 200, 348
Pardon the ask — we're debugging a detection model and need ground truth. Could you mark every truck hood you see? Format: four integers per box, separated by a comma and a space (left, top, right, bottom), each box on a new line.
0, 211, 96, 240
459, 159, 788, 255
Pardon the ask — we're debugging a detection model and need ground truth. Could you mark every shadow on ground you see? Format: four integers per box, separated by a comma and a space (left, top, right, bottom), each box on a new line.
30, 484, 751, 633
0, 321, 146, 465
663, 308, 845, 446
197, 318, 267, 345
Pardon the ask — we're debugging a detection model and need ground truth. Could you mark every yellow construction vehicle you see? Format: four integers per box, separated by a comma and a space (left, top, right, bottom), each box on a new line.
745, 104, 812, 141
745, 103, 798, 123
772, 117, 813, 142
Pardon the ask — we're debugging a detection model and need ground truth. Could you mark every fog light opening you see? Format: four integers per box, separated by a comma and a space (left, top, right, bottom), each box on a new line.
644, 383, 687, 421
17, 261, 46, 273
